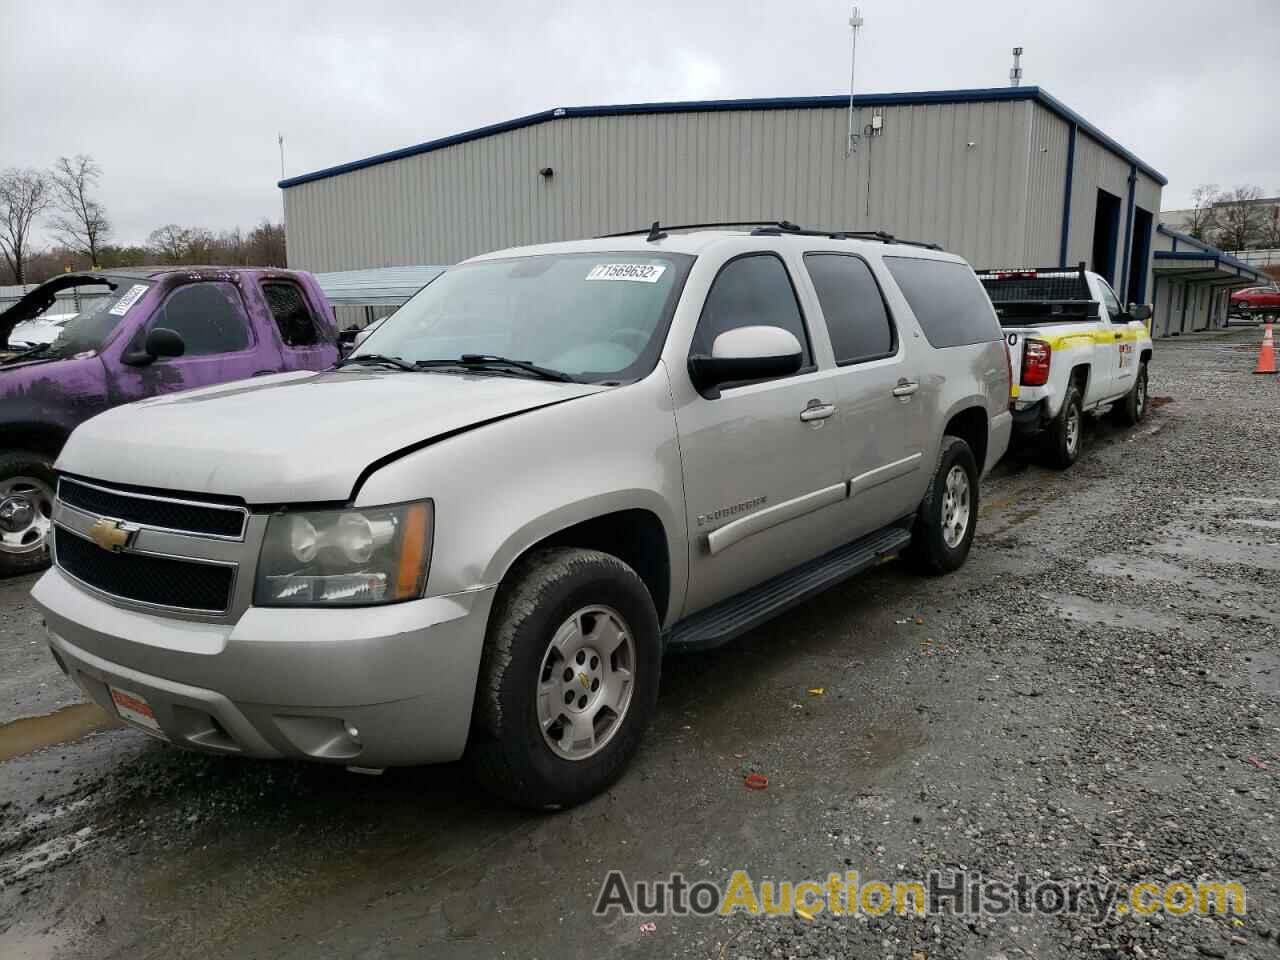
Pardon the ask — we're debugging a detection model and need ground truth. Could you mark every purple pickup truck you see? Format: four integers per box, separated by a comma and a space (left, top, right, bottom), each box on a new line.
0, 267, 339, 576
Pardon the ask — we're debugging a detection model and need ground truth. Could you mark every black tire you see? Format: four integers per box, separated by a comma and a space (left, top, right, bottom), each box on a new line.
1112, 362, 1148, 426
1041, 385, 1084, 470
0, 450, 56, 578
905, 435, 979, 576
470, 547, 661, 810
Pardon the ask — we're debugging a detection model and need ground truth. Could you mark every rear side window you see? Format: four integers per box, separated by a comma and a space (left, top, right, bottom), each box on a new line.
692, 254, 812, 366
883, 257, 1001, 348
148, 282, 251, 356
263, 281, 320, 346
804, 254, 896, 363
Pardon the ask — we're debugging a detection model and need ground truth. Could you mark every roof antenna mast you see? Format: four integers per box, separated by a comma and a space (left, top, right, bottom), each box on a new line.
845, 5, 863, 157
1009, 46, 1024, 87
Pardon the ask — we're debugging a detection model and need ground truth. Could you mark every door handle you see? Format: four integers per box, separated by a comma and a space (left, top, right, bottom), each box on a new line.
892, 380, 919, 398
1113, 332, 1124, 340
800, 401, 836, 422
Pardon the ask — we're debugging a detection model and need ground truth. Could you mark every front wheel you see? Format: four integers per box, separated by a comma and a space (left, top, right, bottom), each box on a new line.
0, 451, 56, 578
905, 435, 979, 576
470, 547, 661, 810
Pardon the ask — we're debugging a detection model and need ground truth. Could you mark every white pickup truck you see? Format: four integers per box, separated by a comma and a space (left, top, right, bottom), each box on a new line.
976, 263, 1153, 468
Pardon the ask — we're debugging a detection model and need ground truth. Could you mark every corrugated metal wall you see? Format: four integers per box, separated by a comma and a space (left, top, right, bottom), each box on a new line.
285, 100, 1039, 273
1022, 103, 1071, 266
284, 98, 1163, 298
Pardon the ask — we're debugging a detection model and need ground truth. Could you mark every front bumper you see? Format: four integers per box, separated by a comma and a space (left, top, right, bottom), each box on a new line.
32, 567, 495, 767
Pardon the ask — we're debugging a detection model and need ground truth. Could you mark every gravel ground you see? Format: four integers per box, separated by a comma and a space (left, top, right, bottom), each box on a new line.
1, 325, 1278, 960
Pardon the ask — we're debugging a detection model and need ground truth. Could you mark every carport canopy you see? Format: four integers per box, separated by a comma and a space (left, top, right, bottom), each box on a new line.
313, 265, 446, 308
1153, 251, 1266, 288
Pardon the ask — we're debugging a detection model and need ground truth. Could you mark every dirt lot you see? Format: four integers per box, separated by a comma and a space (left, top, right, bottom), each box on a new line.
2, 326, 1278, 960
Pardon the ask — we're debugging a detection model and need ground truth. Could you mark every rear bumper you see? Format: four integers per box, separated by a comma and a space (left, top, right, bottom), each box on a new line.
1010, 400, 1048, 439
32, 567, 496, 767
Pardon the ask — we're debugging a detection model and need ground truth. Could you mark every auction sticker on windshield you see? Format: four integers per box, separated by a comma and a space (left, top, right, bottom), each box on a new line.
108, 284, 149, 316
586, 263, 667, 283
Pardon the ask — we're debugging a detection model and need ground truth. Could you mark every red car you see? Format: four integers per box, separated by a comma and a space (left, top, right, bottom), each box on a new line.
1231, 284, 1280, 316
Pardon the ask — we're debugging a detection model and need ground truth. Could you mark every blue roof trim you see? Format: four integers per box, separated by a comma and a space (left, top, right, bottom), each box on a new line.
1156, 224, 1265, 279
279, 85, 1167, 189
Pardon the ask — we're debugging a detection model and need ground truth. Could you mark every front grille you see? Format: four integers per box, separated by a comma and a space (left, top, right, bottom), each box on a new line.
59, 478, 245, 539
55, 527, 234, 612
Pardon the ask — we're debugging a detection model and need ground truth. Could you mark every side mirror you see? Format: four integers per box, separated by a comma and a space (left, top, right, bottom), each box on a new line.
122, 327, 186, 366
688, 325, 803, 396
1127, 303, 1153, 323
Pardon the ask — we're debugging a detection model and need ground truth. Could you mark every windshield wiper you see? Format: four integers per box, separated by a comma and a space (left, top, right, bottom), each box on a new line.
416, 354, 577, 383
335, 353, 416, 372
1, 342, 53, 365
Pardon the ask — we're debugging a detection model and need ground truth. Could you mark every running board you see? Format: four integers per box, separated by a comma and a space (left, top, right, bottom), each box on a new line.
665, 525, 913, 653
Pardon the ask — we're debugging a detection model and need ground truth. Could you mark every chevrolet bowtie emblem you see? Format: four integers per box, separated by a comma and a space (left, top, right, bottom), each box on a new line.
578, 672, 591, 690
88, 518, 135, 553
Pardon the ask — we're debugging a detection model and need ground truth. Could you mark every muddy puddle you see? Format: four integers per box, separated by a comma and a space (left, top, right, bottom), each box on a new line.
0, 703, 119, 762
1052, 595, 1190, 633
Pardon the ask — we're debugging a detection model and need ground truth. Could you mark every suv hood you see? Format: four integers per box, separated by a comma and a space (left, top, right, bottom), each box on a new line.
58, 369, 607, 503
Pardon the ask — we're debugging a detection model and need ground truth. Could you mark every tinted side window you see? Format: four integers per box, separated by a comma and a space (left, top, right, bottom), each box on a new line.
692, 255, 811, 366
883, 257, 1001, 349
150, 282, 251, 356
804, 254, 896, 363
1097, 280, 1122, 321
263, 281, 319, 346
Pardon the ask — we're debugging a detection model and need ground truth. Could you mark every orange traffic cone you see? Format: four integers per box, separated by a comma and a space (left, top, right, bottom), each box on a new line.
1255, 323, 1277, 375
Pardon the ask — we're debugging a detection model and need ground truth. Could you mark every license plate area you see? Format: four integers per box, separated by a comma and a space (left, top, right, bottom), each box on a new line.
109, 685, 166, 738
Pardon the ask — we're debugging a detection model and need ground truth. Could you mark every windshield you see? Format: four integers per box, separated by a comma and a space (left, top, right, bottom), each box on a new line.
353, 252, 693, 382
16, 280, 153, 360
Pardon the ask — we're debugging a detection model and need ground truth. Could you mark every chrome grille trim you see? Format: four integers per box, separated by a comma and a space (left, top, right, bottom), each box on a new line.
53, 525, 238, 616
51, 480, 266, 625
57, 476, 249, 541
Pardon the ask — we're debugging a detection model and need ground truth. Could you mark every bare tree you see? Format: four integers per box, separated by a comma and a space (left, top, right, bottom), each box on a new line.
49, 155, 110, 266
1212, 184, 1265, 252
246, 220, 286, 266
0, 168, 51, 285
1186, 183, 1219, 241
1257, 198, 1280, 250
147, 224, 192, 264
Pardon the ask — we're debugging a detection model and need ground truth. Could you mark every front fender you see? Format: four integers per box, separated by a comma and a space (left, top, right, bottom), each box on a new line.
352, 369, 689, 622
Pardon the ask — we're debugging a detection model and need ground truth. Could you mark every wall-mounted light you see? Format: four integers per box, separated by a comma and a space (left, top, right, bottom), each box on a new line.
539, 167, 554, 178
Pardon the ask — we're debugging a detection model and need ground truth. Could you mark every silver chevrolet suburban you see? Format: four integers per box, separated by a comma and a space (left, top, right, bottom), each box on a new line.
32, 223, 1012, 809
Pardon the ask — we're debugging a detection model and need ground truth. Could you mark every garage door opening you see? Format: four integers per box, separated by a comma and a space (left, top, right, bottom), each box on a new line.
1126, 206, 1153, 305
1092, 189, 1122, 285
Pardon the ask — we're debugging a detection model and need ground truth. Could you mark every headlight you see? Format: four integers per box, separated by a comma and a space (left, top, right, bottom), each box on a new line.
254, 501, 432, 607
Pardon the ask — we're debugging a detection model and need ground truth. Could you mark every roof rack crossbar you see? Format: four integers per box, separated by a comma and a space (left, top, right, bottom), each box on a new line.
752, 225, 941, 249
597, 220, 793, 239
598, 219, 942, 250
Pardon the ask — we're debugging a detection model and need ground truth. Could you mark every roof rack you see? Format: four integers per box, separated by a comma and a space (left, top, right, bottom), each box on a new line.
597, 219, 941, 249
597, 220, 799, 241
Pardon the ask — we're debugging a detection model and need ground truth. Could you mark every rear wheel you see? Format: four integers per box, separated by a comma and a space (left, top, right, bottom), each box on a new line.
906, 435, 979, 575
1113, 362, 1148, 426
1042, 385, 1083, 469
0, 451, 56, 578
470, 548, 661, 810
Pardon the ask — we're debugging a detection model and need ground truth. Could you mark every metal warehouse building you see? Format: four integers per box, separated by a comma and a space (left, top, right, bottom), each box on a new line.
279, 85, 1258, 334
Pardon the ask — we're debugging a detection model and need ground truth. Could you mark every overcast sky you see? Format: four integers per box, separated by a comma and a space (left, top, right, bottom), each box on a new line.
3, 0, 1277, 247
